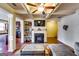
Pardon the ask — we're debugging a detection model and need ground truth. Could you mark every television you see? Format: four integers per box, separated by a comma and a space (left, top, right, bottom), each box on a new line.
34, 20, 45, 26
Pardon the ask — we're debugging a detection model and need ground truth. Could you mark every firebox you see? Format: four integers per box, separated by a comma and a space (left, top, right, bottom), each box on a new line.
34, 33, 44, 43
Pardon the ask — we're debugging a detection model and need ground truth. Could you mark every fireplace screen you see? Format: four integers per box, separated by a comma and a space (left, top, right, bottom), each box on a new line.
34, 33, 44, 43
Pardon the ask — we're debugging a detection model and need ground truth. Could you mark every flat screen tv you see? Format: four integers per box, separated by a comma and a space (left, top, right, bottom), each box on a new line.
34, 20, 45, 27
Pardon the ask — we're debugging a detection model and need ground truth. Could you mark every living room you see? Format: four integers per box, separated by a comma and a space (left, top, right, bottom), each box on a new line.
0, 3, 79, 56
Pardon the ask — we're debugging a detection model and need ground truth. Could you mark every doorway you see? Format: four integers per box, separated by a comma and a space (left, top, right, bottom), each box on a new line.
16, 21, 21, 50
46, 20, 58, 44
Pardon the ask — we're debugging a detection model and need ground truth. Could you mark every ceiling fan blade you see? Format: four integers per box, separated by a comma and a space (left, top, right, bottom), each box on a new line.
32, 10, 37, 13
45, 6, 55, 9
27, 3, 36, 7
12, 3, 16, 6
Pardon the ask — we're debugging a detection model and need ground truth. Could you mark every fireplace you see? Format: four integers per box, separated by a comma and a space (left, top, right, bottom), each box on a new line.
34, 33, 44, 43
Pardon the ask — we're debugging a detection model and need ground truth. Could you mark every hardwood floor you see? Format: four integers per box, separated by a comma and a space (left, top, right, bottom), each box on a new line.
13, 38, 76, 56
48, 44, 76, 56
47, 37, 58, 44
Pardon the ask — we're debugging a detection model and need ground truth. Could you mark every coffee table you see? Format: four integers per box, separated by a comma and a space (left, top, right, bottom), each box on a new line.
20, 44, 45, 56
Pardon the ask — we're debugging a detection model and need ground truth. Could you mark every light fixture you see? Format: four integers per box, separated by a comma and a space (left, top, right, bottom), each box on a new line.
52, 3, 57, 6
38, 6, 44, 12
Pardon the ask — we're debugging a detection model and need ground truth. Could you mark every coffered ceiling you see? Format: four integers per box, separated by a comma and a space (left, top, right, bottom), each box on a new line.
7, 3, 60, 19
8, 3, 58, 14
1, 3, 79, 20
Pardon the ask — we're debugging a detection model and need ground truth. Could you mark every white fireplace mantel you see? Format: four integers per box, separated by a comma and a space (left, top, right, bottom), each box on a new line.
32, 28, 47, 43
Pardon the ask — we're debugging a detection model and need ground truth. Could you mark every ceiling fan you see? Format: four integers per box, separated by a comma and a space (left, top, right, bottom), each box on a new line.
27, 3, 57, 14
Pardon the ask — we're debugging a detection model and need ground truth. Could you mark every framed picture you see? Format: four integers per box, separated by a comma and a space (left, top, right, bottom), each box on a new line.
63, 25, 68, 31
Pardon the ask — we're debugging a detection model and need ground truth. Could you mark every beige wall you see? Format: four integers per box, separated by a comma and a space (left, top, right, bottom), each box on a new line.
46, 19, 58, 37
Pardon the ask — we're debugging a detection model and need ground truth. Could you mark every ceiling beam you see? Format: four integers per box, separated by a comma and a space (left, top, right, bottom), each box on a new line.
0, 3, 16, 14
21, 3, 33, 19
45, 3, 61, 19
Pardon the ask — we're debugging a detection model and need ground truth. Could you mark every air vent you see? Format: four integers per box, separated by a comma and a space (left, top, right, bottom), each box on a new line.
12, 3, 16, 6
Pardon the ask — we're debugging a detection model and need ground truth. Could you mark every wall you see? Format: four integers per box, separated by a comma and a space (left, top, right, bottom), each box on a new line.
58, 10, 79, 49
0, 8, 9, 21
46, 19, 58, 37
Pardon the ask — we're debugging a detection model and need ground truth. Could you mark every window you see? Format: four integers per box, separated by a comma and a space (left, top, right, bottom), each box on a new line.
0, 22, 5, 31
0, 20, 8, 33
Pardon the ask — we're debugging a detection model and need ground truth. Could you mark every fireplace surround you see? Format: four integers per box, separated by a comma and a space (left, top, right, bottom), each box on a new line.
32, 29, 47, 43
